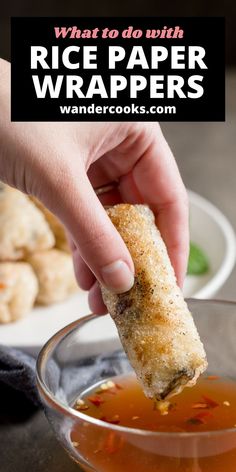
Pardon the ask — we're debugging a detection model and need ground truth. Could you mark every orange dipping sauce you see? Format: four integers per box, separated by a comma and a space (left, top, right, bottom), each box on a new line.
71, 374, 236, 471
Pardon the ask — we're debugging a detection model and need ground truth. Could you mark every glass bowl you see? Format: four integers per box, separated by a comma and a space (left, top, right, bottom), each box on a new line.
36, 299, 236, 471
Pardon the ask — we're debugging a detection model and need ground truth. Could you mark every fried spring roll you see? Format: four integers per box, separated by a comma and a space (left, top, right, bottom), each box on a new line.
101, 204, 207, 401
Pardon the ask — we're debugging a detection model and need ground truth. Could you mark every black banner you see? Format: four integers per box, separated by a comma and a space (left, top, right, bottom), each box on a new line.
11, 17, 225, 121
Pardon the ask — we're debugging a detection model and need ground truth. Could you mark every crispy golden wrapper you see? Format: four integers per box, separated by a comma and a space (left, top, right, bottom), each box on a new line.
101, 204, 207, 401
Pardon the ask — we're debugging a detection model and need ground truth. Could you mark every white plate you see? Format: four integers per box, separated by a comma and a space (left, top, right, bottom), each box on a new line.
184, 191, 236, 298
0, 190, 235, 355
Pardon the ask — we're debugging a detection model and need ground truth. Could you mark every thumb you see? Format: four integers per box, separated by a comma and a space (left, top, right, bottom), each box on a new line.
53, 172, 134, 293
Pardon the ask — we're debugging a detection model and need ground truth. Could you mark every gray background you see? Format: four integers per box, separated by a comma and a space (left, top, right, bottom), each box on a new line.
171, 70, 236, 300
0, 72, 235, 472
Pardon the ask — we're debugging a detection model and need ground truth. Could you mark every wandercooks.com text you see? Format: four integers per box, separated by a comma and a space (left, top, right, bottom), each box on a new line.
59, 103, 177, 115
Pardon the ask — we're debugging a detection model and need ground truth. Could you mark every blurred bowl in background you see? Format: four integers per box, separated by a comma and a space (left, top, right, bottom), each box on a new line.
184, 190, 236, 298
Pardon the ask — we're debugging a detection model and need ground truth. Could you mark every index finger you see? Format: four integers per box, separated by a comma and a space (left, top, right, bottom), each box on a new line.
119, 126, 189, 287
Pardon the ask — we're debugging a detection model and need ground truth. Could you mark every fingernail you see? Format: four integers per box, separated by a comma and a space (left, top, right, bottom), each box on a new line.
101, 260, 134, 293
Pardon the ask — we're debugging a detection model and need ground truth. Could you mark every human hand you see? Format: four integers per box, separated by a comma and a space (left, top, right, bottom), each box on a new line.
0, 59, 189, 313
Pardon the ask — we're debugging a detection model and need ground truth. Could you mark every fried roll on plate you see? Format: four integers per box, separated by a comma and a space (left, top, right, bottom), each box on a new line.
27, 249, 78, 305
101, 204, 207, 401
0, 262, 38, 323
0, 184, 55, 260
